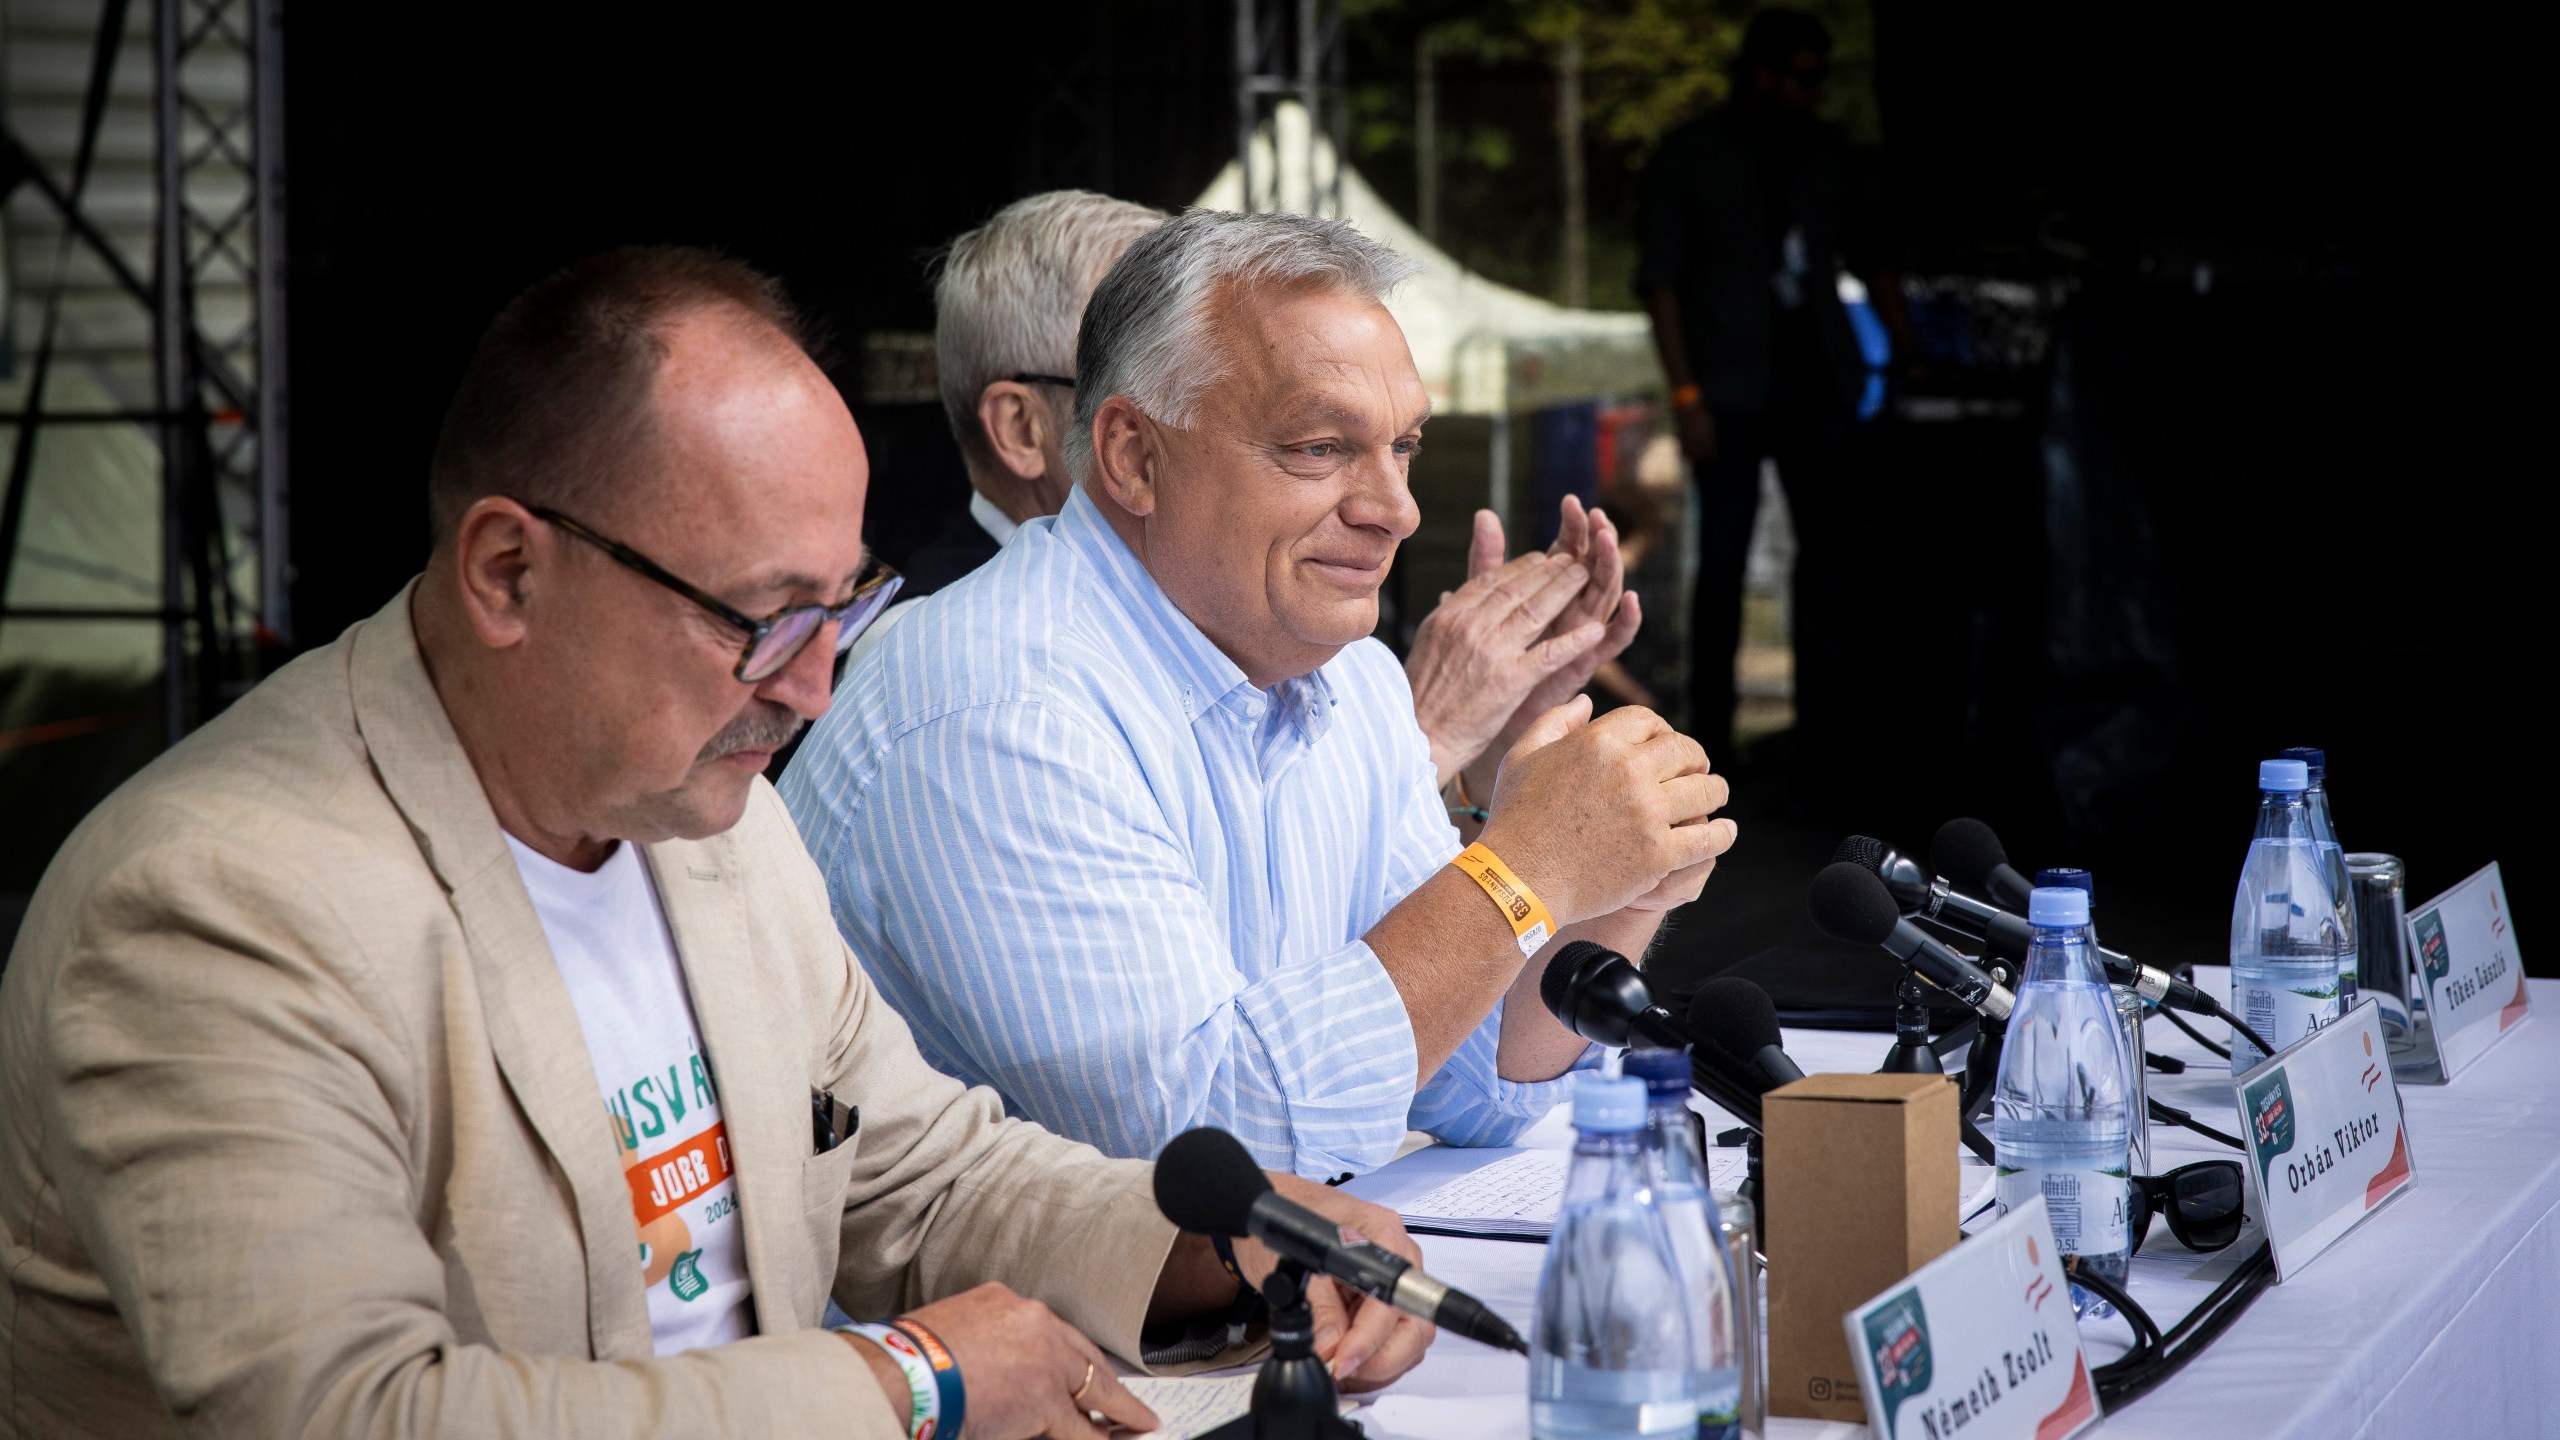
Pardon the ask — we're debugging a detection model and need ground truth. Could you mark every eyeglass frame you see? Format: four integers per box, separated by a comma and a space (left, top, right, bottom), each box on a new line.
527, 505, 902, 684
1008, 372, 1076, 389
2127, 1158, 2247, 1254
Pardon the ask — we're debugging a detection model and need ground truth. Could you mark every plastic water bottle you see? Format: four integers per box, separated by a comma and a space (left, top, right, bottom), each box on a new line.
2230, 758, 2347, 1071
1623, 1051, 1743, 1440
1993, 885, 2134, 1316
2038, 867, 2150, 1176
2280, 746, 2360, 1010
1532, 1075, 1699, 1440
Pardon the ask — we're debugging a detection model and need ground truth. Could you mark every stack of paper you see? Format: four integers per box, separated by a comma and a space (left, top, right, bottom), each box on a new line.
1396, 1147, 1752, 1238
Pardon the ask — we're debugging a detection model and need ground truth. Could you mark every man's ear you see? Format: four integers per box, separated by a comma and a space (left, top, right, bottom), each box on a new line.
447, 497, 543, 651
976, 381, 1052, 484
1088, 396, 1161, 517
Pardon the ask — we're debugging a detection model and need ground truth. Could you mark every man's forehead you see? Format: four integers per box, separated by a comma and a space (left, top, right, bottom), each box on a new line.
1219, 290, 1424, 415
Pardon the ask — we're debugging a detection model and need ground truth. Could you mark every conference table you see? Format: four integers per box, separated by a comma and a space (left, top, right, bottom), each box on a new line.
1332, 970, 2560, 1439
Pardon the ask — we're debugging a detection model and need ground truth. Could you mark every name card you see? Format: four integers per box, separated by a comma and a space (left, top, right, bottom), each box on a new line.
1843, 1196, 2101, 1440
2234, 999, 2414, 1279
2408, 862, 2530, 1081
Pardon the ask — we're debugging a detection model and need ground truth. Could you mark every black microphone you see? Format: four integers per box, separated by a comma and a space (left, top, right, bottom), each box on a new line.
1153, 1129, 1527, 1354
1539, 941, 1766, 1130
1834, 835, 2033, 973
1686, 977, 1805, 1094
1932, 818, 2035, 915
1807, 862, 2017, 1022
1869, 829, 2221, 1018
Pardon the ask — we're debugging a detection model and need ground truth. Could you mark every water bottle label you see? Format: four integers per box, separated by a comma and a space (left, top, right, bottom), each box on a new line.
2232, 975, 2342, 1069
1995, 1165, 2129, 1257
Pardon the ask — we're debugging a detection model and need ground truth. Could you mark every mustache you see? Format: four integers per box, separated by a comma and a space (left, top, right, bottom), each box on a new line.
696, 701, 806, 763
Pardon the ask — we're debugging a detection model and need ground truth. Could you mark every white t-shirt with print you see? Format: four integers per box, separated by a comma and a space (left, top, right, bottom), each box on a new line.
505, 833, 754, 1353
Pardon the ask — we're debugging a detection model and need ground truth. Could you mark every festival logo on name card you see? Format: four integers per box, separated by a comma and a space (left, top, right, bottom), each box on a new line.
1843, 1198, 2100, 1440
2233, 999, 2414, 1279
2407, 862, 2530, 1081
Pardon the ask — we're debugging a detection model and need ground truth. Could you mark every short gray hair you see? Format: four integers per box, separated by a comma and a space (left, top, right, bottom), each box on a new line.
1067, 209, 1419, 483
933, 190, 1166, 473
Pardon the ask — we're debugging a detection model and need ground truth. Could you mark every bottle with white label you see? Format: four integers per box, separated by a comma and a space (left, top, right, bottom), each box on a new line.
2280, 746, 2360, 1010
1532, 1075, 1698, 1440
1993, 885, 2133, 1316
2230, 757, 2347, 1071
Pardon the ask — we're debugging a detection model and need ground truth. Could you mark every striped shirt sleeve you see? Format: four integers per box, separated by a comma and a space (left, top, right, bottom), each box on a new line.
845, 698, 1420, 1178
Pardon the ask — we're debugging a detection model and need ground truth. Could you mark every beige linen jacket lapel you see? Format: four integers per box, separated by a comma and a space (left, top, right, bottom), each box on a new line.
349, 585, 657, 1357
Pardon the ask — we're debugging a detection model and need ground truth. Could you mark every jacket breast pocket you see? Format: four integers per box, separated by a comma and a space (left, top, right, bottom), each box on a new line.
801, 1130, 863, 1307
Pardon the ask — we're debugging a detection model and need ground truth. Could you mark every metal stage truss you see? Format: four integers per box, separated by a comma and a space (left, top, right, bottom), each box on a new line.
1232, 0, 1342, 218
0, 0, 287, 746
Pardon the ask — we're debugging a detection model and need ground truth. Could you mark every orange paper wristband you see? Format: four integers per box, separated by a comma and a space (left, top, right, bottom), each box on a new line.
1450, 842, 1557, 958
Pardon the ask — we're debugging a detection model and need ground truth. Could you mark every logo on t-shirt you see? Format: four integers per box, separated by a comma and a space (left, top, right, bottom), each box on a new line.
669, 1249, 710, 1302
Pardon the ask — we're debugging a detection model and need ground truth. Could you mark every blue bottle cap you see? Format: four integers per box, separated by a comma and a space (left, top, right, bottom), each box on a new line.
1621, 1047, 1692, 1102
2028, 886, 2089, 927
1573, 1074, 1648, 1132
2279, 746, 2327, 785
2036, 867, 2094, 900
2259, 758, 2310, 793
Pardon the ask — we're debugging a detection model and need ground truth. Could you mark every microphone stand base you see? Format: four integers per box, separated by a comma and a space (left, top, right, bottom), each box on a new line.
1879, 970, 1944, 1074
1206, 1260, 1366, 1440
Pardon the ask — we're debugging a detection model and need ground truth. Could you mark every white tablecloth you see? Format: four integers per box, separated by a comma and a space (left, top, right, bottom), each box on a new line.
1339, 971, 2560, 1440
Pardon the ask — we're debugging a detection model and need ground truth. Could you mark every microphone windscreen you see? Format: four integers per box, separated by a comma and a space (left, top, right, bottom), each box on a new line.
1831, 834, 1889, 873
1807, 861, 1903, 946
1153, 1128, 1273, 1237
1930, 818, 2009, 893
1686, 976, 1783, 1064
1540, 940, 1615, 1021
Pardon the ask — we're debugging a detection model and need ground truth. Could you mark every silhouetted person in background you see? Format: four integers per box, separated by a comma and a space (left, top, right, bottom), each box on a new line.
1637, 8, 1915, 765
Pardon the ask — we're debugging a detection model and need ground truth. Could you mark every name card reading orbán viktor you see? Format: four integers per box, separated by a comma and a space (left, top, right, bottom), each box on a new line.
2235, 998, 2415, 1280
2408, 861, 2530, 1082
1843, 1196, 2101, 1440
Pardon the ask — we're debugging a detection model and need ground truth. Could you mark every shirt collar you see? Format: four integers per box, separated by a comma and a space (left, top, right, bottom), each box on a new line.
969, 490, 1021, 548
1050, 485, 1339, 741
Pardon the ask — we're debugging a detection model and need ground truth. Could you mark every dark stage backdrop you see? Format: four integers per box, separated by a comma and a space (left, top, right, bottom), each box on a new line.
283, 3, 1234, 649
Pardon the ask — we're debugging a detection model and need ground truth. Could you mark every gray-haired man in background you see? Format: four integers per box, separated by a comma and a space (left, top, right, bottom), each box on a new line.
851, 190, 1639, 798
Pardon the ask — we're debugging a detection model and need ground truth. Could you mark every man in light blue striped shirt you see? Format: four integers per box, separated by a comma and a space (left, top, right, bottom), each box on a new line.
783, 211, 1737, 1178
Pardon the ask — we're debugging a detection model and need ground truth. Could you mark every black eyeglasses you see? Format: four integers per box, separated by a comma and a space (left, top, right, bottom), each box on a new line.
2128, 1159, 2247, 1254
1009, 372, 1076, 389
529, 506, 902, 684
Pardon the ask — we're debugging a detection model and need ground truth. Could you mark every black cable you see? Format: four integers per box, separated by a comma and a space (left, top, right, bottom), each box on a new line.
2095, 1243, 2277, 1409
2208, 1000, 2279, 1063
2160, 1004, 2231, 1060
2146, 1098, 2243, 1150
2063, 1262, 2160, 1354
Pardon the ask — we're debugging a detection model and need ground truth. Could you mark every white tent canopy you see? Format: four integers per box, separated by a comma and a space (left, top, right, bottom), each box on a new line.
1194, 103, 1661, 417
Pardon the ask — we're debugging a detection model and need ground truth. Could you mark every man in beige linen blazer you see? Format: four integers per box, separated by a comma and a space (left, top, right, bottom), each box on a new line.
0, 246, 1429, 1438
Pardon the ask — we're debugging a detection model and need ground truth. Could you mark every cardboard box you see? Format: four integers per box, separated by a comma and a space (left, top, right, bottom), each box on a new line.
1763, 1072, 1961, 1422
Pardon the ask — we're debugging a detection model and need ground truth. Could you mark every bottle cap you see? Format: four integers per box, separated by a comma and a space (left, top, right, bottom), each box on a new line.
2035, 867, 2094, 904
1572, 1074, 1648, 1132
1621, 1047, 1692, 1102
2279, 746, 2328, 785
2028, 886, 2090, 927
2259, 758, 2310, 793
